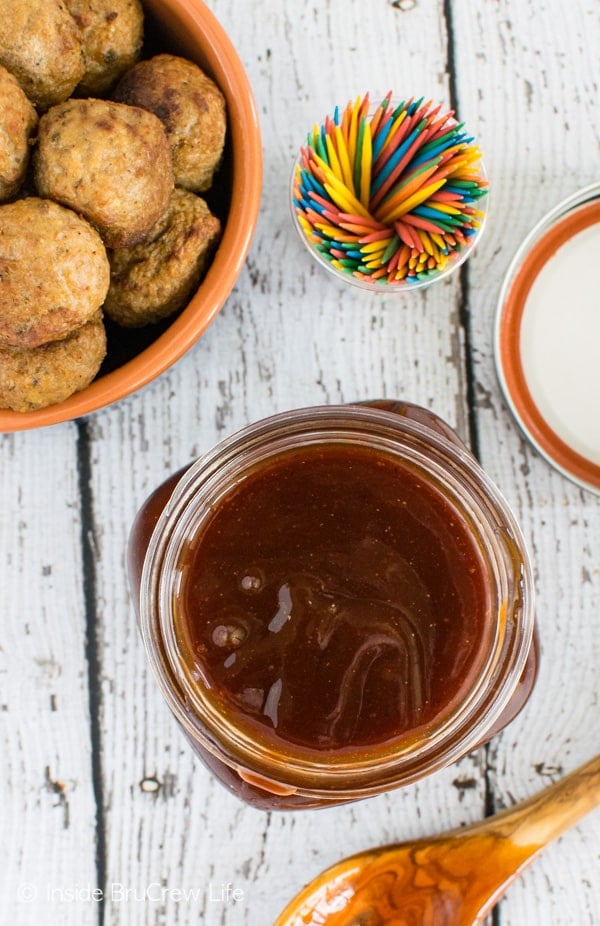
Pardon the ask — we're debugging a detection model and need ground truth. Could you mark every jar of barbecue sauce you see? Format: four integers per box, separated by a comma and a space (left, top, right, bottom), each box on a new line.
128, 402, 537, 809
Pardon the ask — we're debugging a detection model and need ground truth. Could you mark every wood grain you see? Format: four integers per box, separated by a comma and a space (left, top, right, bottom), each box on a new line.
0, 428, 97, 923
452, 1, 600, 922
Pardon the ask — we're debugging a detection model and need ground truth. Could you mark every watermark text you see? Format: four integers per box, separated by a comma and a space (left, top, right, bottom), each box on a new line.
17, 880, 244, 905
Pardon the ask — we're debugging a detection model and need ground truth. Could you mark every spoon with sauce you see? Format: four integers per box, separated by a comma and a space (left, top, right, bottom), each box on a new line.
275, 754, 600, 925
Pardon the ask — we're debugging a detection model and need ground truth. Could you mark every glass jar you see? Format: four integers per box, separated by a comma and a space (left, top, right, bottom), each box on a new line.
128, 402, 537, 809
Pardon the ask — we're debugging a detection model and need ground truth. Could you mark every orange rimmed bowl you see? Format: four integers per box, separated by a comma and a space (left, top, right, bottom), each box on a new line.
0, 0, 262, 432
494, 190, 600, 494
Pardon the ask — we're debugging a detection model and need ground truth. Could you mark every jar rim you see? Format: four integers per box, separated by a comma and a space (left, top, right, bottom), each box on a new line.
139, 405, 535, 798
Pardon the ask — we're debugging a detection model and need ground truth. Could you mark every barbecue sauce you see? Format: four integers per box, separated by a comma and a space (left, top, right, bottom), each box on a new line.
174, 443, 492, 755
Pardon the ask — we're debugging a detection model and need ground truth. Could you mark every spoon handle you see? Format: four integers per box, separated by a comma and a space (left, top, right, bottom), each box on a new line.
480, 753, 600, 849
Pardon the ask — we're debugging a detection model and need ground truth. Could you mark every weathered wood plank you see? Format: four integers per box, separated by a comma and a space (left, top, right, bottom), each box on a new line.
86, 1, 494, 923
452, 0, 600, 921
0, 427, 97, 925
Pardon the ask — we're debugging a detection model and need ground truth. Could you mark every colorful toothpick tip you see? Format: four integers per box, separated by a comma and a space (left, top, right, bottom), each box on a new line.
292, 92, 488, 289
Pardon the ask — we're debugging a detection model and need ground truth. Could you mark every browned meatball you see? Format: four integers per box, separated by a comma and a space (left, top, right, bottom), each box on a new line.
0, 197, 110, 349
0, 0, 85, 110
104, 188, 221, 327
0, 311, 106, 411
0, 65, 38, 201
65, 0, 144, 96
113, 54, 226, 192
34, 98, 174, 248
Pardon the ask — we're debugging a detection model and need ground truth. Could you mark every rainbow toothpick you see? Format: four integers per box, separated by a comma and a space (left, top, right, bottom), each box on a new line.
292, 93, 488, 287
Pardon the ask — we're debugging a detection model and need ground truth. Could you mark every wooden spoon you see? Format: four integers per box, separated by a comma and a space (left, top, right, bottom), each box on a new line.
275, 754, 600, 925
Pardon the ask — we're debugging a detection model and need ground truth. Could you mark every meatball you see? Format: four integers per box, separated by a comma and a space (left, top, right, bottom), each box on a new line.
113, 54, 226, 192
0, 64, 38, 202
0, 0, 85, 110
104, 188, 221, 327
34, 98, 174, 247
65, 0, 144, 96
0, 311, 106, 411
0, 197, 110, 349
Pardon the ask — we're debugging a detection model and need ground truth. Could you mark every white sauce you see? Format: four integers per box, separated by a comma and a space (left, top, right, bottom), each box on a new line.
520, 222, 600, 464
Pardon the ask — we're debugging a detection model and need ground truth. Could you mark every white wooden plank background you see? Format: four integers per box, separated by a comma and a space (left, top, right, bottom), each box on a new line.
1, 0, 599, 924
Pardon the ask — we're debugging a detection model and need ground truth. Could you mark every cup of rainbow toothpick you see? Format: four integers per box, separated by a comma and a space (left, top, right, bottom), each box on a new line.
291, 92, 488, 291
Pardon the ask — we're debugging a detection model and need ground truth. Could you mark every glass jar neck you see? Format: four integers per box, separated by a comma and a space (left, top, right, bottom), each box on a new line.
139, 405, 535, 799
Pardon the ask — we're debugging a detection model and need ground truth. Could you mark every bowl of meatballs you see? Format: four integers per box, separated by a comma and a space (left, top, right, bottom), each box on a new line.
0, 0, 262, 429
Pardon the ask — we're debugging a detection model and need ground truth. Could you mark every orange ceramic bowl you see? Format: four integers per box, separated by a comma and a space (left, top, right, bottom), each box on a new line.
0, 0, 262, 432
